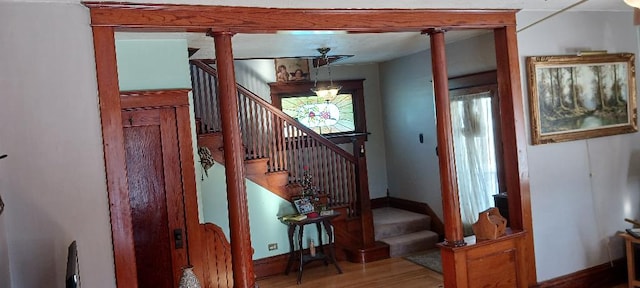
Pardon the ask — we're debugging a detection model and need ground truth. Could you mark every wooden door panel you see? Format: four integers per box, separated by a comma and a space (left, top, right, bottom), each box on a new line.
123, 108, 187, 288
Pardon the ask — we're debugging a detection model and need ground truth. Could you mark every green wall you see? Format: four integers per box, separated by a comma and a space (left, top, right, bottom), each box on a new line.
115, 39, 191, 91
199, 163, 328, 259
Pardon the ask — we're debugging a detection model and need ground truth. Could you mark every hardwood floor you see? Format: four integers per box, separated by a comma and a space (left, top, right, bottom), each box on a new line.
256, 257, 443, 288
256, 256, 630, 288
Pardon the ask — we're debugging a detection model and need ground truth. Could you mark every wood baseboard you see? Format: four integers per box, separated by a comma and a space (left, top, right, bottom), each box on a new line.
343, 241, 390, 263
535, 258, 626, 288
253, 253, 289, 280
253, 245, 338, 280
370, 197, 389, 209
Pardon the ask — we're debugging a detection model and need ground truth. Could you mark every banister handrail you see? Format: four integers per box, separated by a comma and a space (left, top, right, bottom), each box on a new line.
191, 59, 357, 163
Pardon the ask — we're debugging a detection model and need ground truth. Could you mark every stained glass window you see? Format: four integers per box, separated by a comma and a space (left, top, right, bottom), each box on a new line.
281, 94, 355, 135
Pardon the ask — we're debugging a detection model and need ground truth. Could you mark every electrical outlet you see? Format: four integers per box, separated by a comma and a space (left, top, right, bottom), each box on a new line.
268, 243, 278, 251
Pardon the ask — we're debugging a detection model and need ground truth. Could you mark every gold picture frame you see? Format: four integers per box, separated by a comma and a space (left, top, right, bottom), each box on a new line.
274, 58, 310, 82
526, 53, 637, 145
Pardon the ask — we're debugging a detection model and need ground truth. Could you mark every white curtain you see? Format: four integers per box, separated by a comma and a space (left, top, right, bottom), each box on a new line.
450, 93, 499, 235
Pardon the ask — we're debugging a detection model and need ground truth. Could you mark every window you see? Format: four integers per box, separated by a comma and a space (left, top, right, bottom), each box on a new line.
448, 71, 506, 235
270, 79, 366, 143
280, 93, 355, 135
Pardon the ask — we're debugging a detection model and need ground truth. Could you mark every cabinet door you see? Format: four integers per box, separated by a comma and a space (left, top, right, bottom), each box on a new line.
122, 108, 188, 287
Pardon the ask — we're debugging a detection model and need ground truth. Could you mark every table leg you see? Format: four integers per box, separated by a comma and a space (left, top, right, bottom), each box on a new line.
285, 224, 295, 275
297, 224, 304, 284
316, 222, 328, 266
323, 219, 342, 274
627, 239, 636, 288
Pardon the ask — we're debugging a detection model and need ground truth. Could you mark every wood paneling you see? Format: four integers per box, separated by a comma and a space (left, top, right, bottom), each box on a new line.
440, 230, 528, 288
120, 89, 190, 109
123, 108, 188, 287
201, 223, 234, 288
85, 3, 516, 32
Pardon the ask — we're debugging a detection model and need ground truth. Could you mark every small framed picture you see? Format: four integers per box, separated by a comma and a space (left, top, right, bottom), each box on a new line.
293, 197, 315, 215
275, 58, 310, 82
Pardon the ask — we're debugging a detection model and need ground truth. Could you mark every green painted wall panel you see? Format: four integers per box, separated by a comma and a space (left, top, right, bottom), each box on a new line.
115, 39, 191, 91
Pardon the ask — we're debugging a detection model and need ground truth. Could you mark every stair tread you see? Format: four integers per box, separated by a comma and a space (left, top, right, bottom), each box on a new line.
379, 230, 439, 257
373, 207, 430, 225
373, 207, 431, 240
379, 230, 438, 243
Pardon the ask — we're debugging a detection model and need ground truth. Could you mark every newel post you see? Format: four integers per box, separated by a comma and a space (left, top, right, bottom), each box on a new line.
426, 28, 465, 247
354, 138, 375, 248
211, 31, 256, 288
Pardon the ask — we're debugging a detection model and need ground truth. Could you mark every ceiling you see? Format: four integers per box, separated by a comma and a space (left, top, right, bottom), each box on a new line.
116, 0, 633, 65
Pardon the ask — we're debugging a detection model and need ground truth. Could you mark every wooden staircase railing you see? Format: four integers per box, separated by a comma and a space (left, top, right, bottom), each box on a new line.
190, 60, 359, 216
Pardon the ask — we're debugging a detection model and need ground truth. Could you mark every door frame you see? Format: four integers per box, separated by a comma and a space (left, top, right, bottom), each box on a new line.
86, 3, 535, 287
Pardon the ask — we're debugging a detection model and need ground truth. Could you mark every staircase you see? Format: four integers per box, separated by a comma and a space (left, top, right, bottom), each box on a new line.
373, 207, 438, 257
190, 59, 364, 218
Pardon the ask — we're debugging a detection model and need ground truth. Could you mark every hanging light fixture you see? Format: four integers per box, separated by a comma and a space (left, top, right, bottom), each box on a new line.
311, 47, 342, 99
625, 0, 640, 8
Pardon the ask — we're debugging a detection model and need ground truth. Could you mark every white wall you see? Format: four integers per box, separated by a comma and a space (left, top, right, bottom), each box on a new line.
379, 32, 496, 219
517, 10, 640, 281
0, 215, 10, 287
329, 63, 389, 199
0, 2, 115, 288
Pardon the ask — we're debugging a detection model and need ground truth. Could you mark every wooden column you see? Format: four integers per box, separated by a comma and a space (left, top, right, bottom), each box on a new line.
92, 26, 139, 288
494, 26, 536, 285
212, 31, 256, 288
426, 28, 465, 247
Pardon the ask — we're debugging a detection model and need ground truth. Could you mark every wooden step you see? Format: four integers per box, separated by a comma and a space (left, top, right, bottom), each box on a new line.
245, 158, 269, 176
266, 170, 289, 188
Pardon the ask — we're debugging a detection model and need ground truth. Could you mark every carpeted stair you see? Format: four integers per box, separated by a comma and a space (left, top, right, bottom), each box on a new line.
373, 207, 439, 257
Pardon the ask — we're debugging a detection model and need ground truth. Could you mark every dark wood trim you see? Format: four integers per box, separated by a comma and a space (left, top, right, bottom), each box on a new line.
253, 253, 290, 280
120, 89, 191, 109
84, 3, 517, 32
176, 104, 205, 282
92, 26, 139, 288
494, 25, 537, 285
449, 70, 498, 90
428, 29, 465, 247
535, 259, 626, 288
213, 32, 256, 288
370, 197, 389, 209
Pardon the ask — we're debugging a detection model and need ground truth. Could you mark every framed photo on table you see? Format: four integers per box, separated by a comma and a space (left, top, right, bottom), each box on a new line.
293, 197, 315, 215
526, 53, 637, 145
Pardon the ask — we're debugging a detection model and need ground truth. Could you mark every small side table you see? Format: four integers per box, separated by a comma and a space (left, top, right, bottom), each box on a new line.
619, 232, 640, 288
282, 213, 343, 284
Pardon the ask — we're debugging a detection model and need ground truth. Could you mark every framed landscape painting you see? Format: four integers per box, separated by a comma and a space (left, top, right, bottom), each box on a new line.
526, 53, 637, 145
